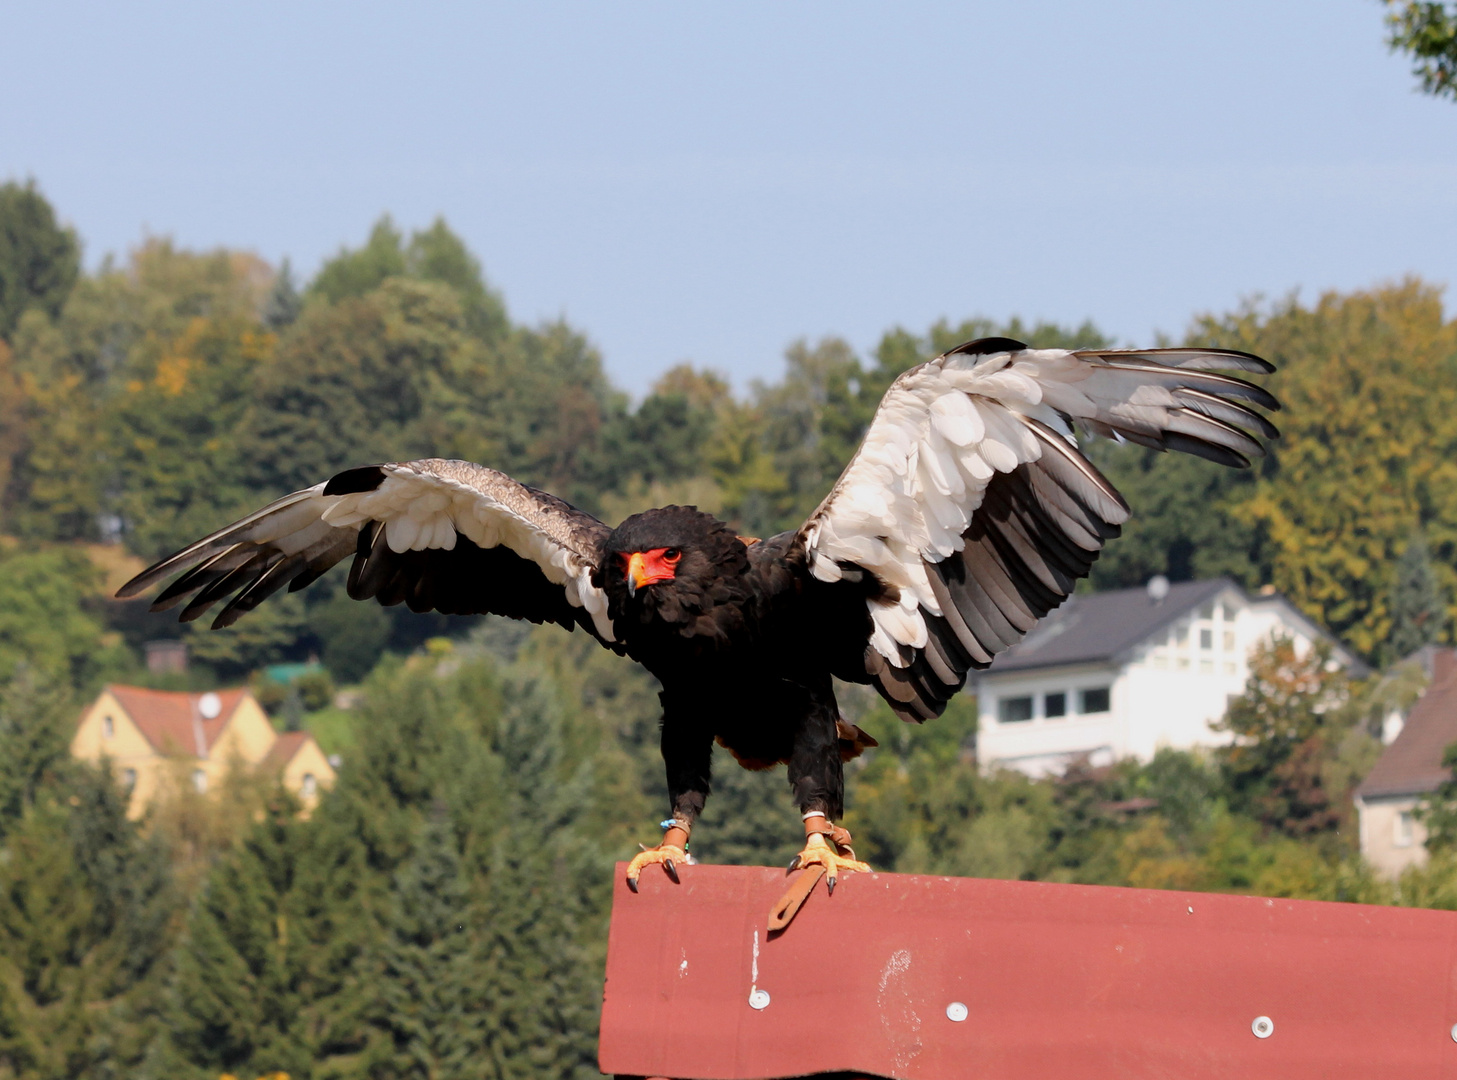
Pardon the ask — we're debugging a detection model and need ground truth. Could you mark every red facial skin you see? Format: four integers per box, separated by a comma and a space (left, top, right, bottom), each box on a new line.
620, 547, 682, 595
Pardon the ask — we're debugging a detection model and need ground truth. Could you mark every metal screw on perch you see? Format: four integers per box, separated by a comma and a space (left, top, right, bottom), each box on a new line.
945, 1002, 968, 1022
748, 989, 771, 1010
1251, 1016, 1274, 1039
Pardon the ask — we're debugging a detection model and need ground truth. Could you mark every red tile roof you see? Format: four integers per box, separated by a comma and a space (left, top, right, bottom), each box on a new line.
264, 730, 312, 766
1358, 649, 1457, 800
104, 684, 248, 759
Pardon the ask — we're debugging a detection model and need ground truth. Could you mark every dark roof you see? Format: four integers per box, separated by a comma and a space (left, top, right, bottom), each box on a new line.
985, 578, 1234, 674
1358, 649, 1457, 800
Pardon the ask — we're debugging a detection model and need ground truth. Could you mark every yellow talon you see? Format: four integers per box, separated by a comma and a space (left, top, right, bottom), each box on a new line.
791, 832, 870, 890
625, 843, 688, 891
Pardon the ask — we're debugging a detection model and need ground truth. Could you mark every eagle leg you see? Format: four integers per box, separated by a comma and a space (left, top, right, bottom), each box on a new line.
625, 824, 691, 893
629, 707, 711, 892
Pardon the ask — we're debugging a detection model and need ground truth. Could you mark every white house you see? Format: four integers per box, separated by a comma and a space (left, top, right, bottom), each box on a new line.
972, 577, 1357, 777
1355, 647, 1457, 879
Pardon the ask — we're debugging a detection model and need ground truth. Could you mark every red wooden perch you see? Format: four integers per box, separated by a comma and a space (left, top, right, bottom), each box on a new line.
599, 862, 1457, 1080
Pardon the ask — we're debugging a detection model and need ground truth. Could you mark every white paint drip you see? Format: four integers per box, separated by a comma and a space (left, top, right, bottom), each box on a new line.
750, 929, 760, 990
876, 949, 923, 1074
679, 949, 688, 978
877, 948, 912, 994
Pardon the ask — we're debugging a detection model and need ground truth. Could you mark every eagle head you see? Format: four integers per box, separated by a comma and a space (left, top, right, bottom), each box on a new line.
601, 506, 750, 622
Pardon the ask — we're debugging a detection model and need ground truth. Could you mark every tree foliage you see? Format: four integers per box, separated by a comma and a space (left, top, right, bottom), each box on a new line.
1191, 281, 1457, 657
0, 180, 79, 343
1386, 1, 1457, 101
1387, 530, 1449, 662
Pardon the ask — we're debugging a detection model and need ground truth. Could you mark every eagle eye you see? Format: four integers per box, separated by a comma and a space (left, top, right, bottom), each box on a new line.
664, 548, 682, 562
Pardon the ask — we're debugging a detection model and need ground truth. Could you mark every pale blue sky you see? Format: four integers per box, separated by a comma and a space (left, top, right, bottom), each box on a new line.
4, 2, 1454, 394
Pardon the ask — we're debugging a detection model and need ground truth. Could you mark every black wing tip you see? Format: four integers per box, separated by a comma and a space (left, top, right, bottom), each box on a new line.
1204, 347, 1275, 374
323, 465, 387, 497
946, 336, 1029, 358
116, 566, 164, 599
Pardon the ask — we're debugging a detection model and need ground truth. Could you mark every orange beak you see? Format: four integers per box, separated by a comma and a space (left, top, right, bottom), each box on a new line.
626, 552, 651, 597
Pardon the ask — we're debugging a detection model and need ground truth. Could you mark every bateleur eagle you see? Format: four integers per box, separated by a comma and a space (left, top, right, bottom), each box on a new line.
118, 337, 1279, 890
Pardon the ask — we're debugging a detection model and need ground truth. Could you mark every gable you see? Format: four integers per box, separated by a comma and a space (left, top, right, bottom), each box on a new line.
100, 685, 258, 759
1359, 649, 1457, 800
987, 579, 1233, 674
72, 690, 156, 761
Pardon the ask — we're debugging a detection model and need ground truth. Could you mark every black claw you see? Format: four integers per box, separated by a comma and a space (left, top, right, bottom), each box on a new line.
664, 860, 680, 884
626, 877, 639, 893
827, 875, 837, 895
786, 856, 801, 874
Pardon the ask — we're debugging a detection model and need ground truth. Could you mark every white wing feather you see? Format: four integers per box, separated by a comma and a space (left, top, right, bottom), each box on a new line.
803, 342, 1276, 679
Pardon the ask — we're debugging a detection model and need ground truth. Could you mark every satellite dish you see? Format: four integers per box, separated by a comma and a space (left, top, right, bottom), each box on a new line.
1146, 575, 1170, 604
198, 692, 222, 719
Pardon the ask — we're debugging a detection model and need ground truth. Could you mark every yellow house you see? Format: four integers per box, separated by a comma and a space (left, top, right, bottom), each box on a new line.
71, 684, 337, 816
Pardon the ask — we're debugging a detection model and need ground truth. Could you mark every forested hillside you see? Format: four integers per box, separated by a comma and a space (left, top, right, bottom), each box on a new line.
4, 180, 1457, 1078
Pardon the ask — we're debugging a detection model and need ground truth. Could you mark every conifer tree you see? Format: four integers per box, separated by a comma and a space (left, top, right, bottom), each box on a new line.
1388, 531, 1448, 662
0, 180, 80, 341
476, 673, 602, 1080
368, 807, 479, 1080
165, 793, 312, 1079
263, 259, 302, 330
0, 664, 72, 839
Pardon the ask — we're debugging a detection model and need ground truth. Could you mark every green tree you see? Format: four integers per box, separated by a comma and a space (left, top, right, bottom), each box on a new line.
369, 809, 479, 1080
309, 216, 409, 307
263, 259, 302, 330
0, 180, 80, 342
0, 546, 117, 686
1191, 281, 1457, 657
406, 218, 510, 344
474, 672, 601, 1080
1084, 444, 1268, 591
1417, 742, 1457, 852
0, 666, 73, 840
1385, 1, 1457, 100
1215, 637, 1356, 838
109, 314, 268, 559
1387, 531, 1449, 661
165, 793, 313, 1079
243, 279, 471, 495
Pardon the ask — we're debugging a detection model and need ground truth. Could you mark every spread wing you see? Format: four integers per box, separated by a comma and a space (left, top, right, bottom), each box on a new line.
117, 458, 618, 644
797, 336, 1279, 722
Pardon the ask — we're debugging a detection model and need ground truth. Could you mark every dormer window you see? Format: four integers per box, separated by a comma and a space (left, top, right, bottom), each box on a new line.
122, 768, 137, 788
302, 773, 318, 797
102, 715, 114, 739
192, 769, 208, 794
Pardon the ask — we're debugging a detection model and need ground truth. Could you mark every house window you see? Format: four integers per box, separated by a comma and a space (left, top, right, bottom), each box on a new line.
1223, 630, 1236, 651
998, 696, 1034, 723
122, 768, 137, 788
1199, 604, 1214, 620
302, 773, 318, 797
1199, 628, 1213, 650
102, 715, 114, 739
1174, 624, 1189, 646
1395, 811, 1415, 848
1078, 687, 1111, 714
192, 769, 208, 794
1222, 602, 1237, 621
1044, 692, 1067, 719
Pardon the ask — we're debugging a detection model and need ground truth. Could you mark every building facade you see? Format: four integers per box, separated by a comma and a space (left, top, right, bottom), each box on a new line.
1355, 649, 1457, 878
972, 578, 1357, 777
71, 684, 336, 816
